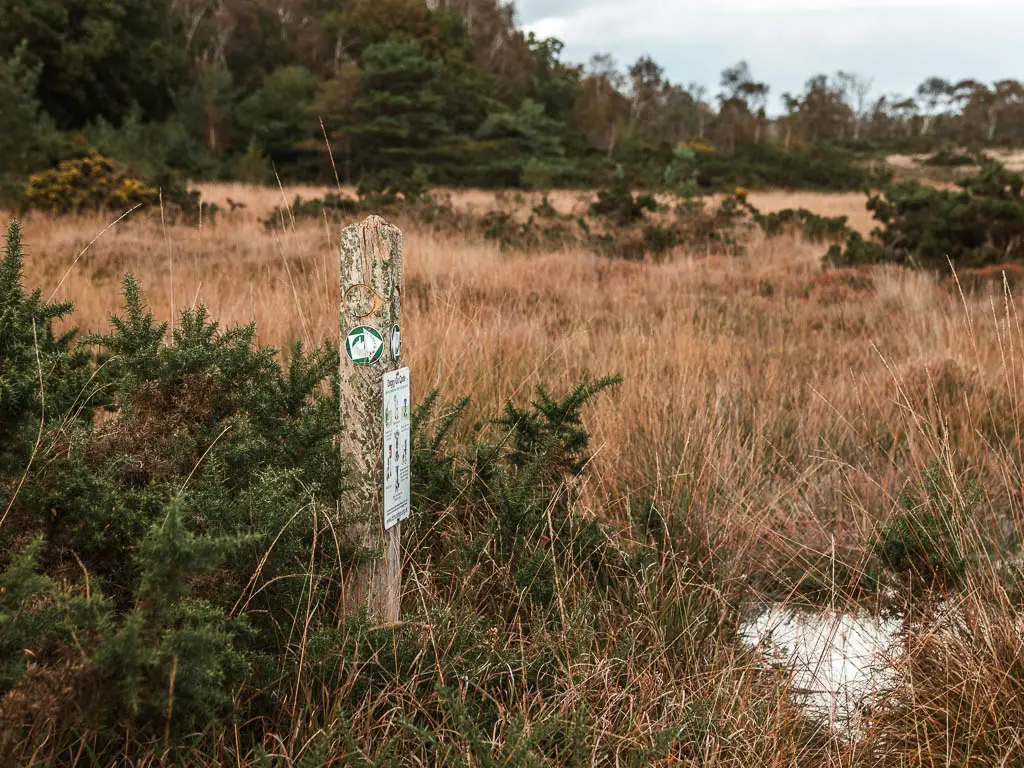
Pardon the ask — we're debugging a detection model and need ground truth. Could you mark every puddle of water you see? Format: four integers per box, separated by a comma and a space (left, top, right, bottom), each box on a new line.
739, 605, 903, 735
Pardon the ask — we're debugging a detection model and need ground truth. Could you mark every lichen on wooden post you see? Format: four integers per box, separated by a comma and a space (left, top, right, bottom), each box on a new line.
339, 215, 403, 623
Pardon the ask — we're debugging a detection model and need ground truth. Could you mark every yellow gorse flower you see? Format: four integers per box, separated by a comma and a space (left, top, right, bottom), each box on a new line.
687, 139, 716, 154
23, 150, 158, 213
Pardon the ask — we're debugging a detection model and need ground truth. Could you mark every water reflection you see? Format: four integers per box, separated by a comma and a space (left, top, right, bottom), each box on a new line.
739, 604, 903, 735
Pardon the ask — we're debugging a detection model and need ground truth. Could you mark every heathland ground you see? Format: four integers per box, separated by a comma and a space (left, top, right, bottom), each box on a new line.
5, 183, 1024, 764
14, 186, 1019, 590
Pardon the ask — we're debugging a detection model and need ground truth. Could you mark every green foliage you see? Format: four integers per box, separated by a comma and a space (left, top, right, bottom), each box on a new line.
235, 66, 318, 170
824, 230, 881, 268
0, 538, 58, 690
740, 197, 852, 242
135, 498, 254, 610
497, 378, 622, 493
875, 462, 984, 586
264, 192, 361, 230
525, 34, 583, 126
409, 377, 623, 610
922, 148, 984, 167
230, 140, 274, 185
262, 171, 463, 233
357, 166, 432, 205
344, 37, 461, 179
88, 501, 253, 727
826, 161, 1024, 270
664, 144, 700, 200
0, 221, 91, 473
589, 168, 659, 226
417, 686, 598, 767
0, 0, 187, 129
21, 150, 216, 224
85, 105, 222, 182
3, 225, 702, 763
0, 42, 62, 201
474, 99, 573, 187
694, 141, 882, 192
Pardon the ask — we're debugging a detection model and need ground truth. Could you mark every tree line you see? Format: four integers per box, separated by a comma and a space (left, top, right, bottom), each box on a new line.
2, 0, 1024, 195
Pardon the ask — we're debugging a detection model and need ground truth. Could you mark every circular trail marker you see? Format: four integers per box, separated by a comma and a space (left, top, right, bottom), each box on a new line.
390, 324, 401, 363
345, 325, 384, 365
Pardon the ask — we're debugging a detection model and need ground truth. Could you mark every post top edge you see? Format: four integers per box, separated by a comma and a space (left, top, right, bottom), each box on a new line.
341, 213, 401, 235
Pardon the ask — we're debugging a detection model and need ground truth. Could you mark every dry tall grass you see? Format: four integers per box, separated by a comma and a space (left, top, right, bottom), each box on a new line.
11, 189, 1022, 586
7, 188, 1024, 763
198, 182, 880, 233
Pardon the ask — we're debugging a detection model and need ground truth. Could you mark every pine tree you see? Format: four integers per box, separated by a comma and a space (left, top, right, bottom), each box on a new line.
344, 37, 459, 180
475, 99, 572, 186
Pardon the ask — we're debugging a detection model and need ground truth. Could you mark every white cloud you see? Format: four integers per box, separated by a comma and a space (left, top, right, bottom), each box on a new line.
519, 1, 1024, 113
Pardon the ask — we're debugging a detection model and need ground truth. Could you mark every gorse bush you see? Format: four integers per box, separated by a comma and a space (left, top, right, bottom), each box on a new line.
739, 197, 851, 243
265, 169, 754, 260
20, 150, 216, 224
588, 168, 659, 227
921, 148, 984, 167
4, 220, 775, 764
1, 219, 353, 752
23, 150, 159, 214
0, 221, 93, 473
693, 141, 886, 193
826, 160, 1024, 271
875, 462, 984, 588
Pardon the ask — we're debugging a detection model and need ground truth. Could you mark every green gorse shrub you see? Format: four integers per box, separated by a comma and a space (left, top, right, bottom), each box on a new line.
826, 160, 1024, 270
8, 220, 754, 764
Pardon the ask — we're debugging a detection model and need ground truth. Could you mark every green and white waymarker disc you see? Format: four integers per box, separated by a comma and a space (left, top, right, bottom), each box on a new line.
345, 325, 384, 365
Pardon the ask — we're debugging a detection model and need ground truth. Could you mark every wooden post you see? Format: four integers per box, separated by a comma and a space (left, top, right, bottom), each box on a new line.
339, 215, 406, 623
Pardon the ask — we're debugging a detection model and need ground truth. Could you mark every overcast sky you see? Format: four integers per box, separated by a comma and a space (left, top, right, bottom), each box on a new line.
516, 0, 1024, 114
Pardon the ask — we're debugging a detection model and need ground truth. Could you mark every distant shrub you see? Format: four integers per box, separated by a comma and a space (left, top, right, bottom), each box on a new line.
921, 148, 984, 168
826, 161, 1024, 270
264, 168, 444, 231
230, 140, 274, 184
264, 191, 361, 228
663, 144, 700, 200
23, 150, 159, 213
21, 149, 216, 225
357, 166, 432, 206
693, 141, 885, 192
740, 198, 851, 243
520, 157, 558, 190
588, 168, 659, 227
266, 166, 752, 261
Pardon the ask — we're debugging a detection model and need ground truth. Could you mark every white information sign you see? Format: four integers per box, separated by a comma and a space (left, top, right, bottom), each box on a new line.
382, 367, 411, 530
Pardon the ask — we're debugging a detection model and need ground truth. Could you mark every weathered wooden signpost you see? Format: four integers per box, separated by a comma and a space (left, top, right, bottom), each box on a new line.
339, 215, 410, 623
